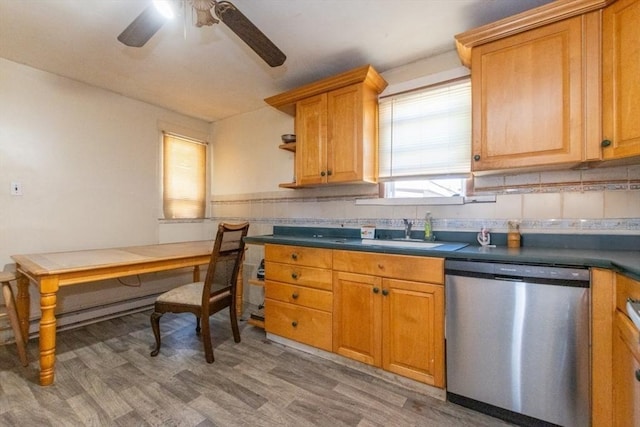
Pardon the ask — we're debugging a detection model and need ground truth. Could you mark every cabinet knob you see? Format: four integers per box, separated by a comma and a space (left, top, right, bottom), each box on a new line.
327, 170, 332, 176
377, 263, 384, 270
382, 289, 389, 296
320, 171, 326, 177
473, 154, 481, 161
292, 292, 299, 299
291, 272, 298, 280
291, 321, 298, 328
601, 139, 612, 148
373, 287, 379, 294
636, 369, 640, 382
291, 253, 298, 260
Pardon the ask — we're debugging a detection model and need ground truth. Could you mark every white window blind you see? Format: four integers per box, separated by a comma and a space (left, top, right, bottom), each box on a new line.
162, 132, 206, 219
379, 78, 471, 179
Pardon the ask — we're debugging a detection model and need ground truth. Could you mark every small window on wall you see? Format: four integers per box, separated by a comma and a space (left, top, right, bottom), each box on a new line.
162, 132, 206, 219
378, 78, 471, 198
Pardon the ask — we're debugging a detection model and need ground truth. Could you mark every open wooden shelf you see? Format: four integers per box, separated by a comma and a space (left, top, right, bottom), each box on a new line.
247, 279, 265, 328
248, 278, 264, 287
279, 142, 296, 152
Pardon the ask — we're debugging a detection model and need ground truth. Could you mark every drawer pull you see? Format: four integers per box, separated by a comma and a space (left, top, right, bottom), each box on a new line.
636, 369, 640, 382
377, 264, 384, 270
291, 321, 298, 328
373, 287, 379, 294
291, 272, 299, 280
291, 253, 298, 260
382, 289, 389, 296
292, 292, 299, 299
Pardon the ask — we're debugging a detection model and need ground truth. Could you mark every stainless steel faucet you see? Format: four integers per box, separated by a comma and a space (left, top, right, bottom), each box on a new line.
403, 219, 413, 239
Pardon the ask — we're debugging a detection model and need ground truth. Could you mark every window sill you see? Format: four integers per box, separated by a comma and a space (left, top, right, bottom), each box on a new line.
158, 218, 207, 224
354, 195, 495, 206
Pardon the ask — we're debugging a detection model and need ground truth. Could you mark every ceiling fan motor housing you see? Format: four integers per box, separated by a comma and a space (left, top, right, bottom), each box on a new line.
189, 0, 218, 27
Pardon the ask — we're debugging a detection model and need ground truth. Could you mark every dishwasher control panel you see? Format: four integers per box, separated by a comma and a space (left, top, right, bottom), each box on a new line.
445, 260, 590, 282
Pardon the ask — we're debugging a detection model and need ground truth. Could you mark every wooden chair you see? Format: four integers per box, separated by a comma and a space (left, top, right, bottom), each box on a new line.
1, 271, 29, 366
150, 222, 249, 363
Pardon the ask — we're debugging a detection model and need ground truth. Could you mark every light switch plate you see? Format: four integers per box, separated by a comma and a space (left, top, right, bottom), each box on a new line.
11, 181, 23, 196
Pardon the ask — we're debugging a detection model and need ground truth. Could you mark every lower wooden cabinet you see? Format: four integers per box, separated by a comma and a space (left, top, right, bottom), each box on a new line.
265, 299, 333, 351
264, 244, 445, 387
613, 274, 640, 426
264, 244, 334, 352
333, 251, 445, 388
614, 312, 640, 426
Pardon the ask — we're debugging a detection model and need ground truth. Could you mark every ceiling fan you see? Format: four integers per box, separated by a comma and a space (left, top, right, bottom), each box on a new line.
117, 0, 286, 67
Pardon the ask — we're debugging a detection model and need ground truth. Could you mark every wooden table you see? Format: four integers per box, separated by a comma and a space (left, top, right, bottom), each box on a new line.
11, 240, 217, 386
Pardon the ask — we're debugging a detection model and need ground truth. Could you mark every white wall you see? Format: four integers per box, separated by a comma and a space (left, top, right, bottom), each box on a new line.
0, 58, 212, 328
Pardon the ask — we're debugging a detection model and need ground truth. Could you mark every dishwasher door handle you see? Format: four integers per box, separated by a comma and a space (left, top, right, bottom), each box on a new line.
494, 275, 523, 282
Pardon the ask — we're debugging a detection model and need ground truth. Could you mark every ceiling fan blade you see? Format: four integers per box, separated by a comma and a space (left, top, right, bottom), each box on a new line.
117, 4, 166, 47
215, 1, 286, 67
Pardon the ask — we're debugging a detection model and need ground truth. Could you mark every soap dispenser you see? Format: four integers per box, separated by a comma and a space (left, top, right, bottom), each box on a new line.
508, 220, 521, 248
424, 212, 433, 241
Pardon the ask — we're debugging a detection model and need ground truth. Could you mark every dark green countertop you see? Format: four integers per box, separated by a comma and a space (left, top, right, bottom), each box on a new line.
245, 228, 640, 281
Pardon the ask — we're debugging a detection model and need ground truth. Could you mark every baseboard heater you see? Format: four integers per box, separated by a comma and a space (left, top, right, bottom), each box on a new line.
25, 293, 162, 339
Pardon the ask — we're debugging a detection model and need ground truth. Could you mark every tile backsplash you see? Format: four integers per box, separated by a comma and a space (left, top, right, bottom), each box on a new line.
211, 164, 640, 237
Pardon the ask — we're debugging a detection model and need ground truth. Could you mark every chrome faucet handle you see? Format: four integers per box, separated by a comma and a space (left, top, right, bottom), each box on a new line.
403, 219, 413, 238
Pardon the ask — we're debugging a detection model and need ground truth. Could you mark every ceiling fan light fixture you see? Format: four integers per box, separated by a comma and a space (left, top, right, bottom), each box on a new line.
190, 0, 218, 27
153, 0, 176, 19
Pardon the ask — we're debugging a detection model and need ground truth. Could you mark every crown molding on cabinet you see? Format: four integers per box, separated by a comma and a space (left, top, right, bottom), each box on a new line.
454, 0, 617, 67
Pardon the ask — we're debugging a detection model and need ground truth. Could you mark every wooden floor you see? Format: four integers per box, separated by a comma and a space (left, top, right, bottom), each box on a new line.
0, 307, 513, 426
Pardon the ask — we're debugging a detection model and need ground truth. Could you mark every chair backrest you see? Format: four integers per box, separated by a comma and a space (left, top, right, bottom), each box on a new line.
202, 222, 250, 307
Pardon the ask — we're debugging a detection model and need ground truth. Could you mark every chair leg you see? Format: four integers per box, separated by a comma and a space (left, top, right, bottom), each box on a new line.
201, 315, 214, 363
195, 316, 201, 335
2, 282, 28, 367
150, 311, 163, 357
229, 304, 241, 344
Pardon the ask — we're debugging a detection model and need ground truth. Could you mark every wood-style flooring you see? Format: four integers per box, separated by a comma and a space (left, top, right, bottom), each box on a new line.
0, 307, 513, 426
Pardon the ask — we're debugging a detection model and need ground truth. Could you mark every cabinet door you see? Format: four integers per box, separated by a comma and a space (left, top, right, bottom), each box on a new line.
613, 313, 640, 426
471, 15, 587, 171
333, 271, 382, 366
327, 84, 363, 183
296, 93, 327, 185
602, 0, 640, 160
382, 278, 444, 387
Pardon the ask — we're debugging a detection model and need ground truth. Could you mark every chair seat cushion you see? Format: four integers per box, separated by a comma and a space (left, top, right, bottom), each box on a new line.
156, 281, 231, 306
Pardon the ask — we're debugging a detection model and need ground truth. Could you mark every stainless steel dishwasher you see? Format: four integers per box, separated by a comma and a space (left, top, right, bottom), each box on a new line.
445, 260, 590, 427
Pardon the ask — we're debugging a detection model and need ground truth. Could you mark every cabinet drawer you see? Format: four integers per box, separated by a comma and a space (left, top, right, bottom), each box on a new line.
265, 244, 332, 268
616, 274, 640, 313
264, 261, 332, 290
265, 281, 333, 312
616, 310, 640, 363
265, 299, 332, 351
333, 250, 444, 284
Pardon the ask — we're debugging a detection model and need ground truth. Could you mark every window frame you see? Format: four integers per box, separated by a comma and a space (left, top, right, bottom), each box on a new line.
375, 67, 472, 203
161, 131, 208, 220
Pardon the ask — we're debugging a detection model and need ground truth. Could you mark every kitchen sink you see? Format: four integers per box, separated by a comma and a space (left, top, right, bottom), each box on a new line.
360, 239, 469, 251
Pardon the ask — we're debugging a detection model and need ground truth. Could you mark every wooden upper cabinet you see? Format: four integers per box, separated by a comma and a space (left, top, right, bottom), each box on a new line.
456, 0, 640, 173
296, 94, 327, 186
265, 65, 387, 187
469, 15, 592, 171
602, 0, 640, 160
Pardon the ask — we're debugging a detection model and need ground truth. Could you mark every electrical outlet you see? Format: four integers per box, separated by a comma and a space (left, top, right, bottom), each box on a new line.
11, 181, 23, 196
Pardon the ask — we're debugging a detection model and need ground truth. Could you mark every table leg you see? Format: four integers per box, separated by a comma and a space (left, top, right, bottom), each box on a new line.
38, 276, 59, 386
15, 269, 31, 343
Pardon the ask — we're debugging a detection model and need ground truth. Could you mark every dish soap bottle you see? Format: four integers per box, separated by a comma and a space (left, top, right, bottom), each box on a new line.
424, 212, 433, 241
507, 220, 521, 248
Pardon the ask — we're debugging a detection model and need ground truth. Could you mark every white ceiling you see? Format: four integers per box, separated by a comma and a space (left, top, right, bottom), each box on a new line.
0, 0, 554, 122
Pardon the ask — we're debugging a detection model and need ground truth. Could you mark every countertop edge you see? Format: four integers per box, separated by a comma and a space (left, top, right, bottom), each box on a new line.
244, 235, 640, 281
